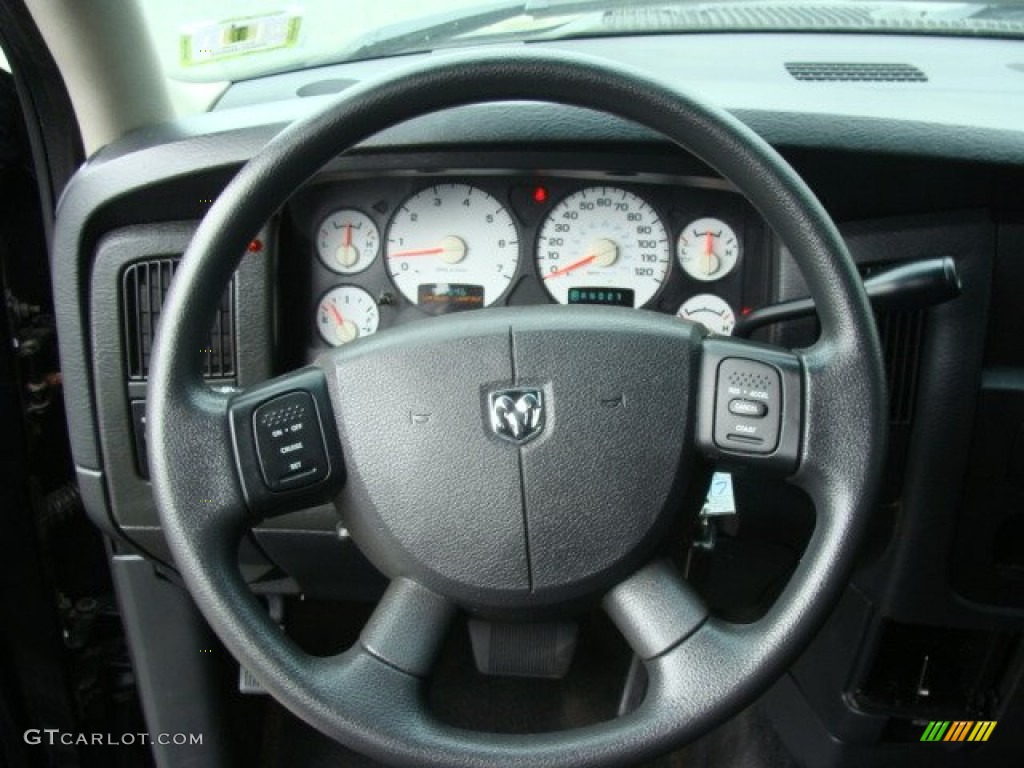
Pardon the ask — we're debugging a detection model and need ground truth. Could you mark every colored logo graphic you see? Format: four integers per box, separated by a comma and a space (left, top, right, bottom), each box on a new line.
920, 721, 997, 742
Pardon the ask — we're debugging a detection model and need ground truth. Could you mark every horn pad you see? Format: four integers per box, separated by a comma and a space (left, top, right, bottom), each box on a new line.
324, 306, 702, 613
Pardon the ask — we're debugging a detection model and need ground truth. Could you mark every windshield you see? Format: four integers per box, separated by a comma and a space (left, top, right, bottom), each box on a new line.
139, 0, 1024, 85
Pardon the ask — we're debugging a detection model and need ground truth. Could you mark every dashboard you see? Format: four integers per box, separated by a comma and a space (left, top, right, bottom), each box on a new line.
44, 28, 1021, 634
284, 171, 769, 362
39, 28, 1024, 767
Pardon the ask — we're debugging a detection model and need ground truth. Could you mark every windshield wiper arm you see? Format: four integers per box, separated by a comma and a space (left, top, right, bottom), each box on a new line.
340, 2, 530, 62
339, 0, 660, 63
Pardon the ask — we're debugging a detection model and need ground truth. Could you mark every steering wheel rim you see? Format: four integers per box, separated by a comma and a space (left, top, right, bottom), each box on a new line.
148, 49, 886, 767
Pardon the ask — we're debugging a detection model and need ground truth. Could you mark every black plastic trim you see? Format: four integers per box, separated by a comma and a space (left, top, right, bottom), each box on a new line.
88, 222, 272, 537
110, 554, 229, 768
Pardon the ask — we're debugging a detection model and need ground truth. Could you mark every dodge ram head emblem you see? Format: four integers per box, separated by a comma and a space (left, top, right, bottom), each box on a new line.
488, 388, 545, 444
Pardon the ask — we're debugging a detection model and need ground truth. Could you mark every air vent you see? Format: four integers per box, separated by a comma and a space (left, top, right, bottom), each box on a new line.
876, 309, 925, 426
603, 4, 870, 31
857, 262, 925, 426
601, 5, 1024, 36
863, 263, 926, 501
122, 259, 236, 381
786, 62, 927, 82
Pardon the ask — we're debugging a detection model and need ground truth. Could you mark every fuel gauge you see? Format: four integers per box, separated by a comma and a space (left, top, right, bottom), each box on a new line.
677, 294, 736, 336
316, 285, 379, 346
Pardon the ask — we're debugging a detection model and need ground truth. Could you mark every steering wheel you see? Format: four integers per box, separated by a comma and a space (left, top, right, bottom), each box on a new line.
148, 50, 885, 767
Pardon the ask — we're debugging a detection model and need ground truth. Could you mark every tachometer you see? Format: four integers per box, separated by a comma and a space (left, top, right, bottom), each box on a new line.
537, 187, 669, 307
386, 184, 519, 311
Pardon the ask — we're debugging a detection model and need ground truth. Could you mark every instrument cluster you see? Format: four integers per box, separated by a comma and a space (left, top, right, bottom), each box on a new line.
286, 173, 768, 353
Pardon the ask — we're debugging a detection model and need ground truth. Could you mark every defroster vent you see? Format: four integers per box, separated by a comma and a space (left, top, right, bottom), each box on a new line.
786, 62, 927, 83
122, 258, 236, 380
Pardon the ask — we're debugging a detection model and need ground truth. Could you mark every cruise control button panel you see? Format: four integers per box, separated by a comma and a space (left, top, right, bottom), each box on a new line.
253, 391, 328, 490
229, 368, 344, 517
714, 359, 781, 454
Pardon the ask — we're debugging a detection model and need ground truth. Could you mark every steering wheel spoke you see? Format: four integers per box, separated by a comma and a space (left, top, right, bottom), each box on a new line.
227, 366, 346, 519
359, 578, 457, 676
603, 560, 707, 660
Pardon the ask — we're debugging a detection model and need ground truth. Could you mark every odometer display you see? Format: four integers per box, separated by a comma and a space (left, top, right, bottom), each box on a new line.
567, 287, 635, 307
537, 186, 670, 307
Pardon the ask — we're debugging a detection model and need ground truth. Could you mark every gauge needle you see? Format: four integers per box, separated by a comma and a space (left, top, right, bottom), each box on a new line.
344, 224, 352, 248
327, 303, 345, 327
544, 253, 597, 280
705, 231, 714, 274
388, 246, 445, 258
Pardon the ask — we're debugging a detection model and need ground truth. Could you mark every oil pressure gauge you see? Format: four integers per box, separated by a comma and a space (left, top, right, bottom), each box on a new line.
316, 209, 380, 274
677, 217, 740, 282
316, 285, 379, 346
677, 294, 736, 336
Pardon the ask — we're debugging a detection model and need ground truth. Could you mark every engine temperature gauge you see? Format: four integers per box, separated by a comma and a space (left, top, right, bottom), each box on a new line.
677, 294, 736, 336
316, 209, 379, 274
677, 217, 740, 282
316, 285, 379, 346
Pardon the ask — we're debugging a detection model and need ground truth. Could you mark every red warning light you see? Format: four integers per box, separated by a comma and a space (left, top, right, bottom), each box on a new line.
740, 306, 753, 316
247, 238, 263, 253
533, 186, 548, 203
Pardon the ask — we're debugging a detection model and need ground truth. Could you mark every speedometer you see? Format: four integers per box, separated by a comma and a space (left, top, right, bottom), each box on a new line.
537, 186, 670, 307
386, 184, 519, 312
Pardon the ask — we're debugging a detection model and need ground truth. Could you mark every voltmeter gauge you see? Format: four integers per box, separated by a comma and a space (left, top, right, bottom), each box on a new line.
677, 294, 736, 336
316, 285, 379, 346
677, 217, 740, 282
316, 209, 380, 274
